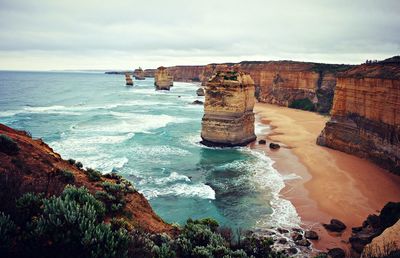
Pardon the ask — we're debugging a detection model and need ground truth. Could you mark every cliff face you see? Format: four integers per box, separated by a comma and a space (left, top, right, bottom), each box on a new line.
0, 123, 173, 234
167, 65, 204, 82
200, 61, 350, 113
154, 66, 173, 90
317, 62, 400, 174
201, 71, 256, 147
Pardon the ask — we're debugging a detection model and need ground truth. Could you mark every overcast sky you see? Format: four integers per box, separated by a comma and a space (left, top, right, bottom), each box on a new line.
0, 0, 399, 70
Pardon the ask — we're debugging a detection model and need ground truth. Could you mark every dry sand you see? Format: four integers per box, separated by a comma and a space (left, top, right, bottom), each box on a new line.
253, 103, 400, 252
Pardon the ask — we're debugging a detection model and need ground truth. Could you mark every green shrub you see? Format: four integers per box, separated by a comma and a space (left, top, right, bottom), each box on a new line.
57, 169, 75, 184
103, 172, 122, 180
0, 134, 19, 155
85, 168, 102, 182
15, 192, 44, 224
67, 159, 76, 165
289, 98, 315, 111
75, 161, 83, 169
0, 212, 17, 252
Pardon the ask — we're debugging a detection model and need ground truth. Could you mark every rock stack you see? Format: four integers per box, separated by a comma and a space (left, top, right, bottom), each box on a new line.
201, 71, 256, 147
133, 67, 145, 80
125, 73, 133, 86
154, 66, 173, 90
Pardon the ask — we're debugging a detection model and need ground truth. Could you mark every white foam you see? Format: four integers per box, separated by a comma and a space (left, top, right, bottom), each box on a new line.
140, 182, 215, 200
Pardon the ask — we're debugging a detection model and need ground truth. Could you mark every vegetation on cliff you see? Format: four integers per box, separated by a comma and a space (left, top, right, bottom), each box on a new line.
0, 123, 290, 258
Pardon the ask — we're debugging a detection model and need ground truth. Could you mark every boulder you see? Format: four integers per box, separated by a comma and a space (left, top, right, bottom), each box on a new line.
196, 88, 205, 96
323, 219, 346, 232
291, 232, 303, 241
269, 143, 280, 149
304, 230, 319, 240
192, 100, 204, 105
278, 238, 287, 244
277, 228, 289, 234
258, 139, 266, 145
327, 248, 346, 258
295, 239, 311, 247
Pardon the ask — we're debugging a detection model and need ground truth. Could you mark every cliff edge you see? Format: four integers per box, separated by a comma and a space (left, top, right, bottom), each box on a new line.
317, 57, 400, 174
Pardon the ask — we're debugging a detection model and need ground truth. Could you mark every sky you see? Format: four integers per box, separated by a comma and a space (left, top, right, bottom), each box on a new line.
0, 0, 399, 70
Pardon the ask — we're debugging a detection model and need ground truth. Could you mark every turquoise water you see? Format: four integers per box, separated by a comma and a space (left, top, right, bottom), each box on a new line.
0, 71, 299, 230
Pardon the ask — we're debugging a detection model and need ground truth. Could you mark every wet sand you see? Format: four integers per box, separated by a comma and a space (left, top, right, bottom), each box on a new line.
253, 103, 400, 252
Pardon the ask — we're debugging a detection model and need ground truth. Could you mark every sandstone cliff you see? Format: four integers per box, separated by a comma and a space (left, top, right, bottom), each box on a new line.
0, 123, 173, 234
154, 66, 173, 90
317, 58, 400, 174
201, 71, 256, 147
133, 67, 145, 80
145, 61, 351, 113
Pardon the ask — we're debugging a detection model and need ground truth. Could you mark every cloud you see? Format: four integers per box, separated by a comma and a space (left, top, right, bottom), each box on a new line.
0, 0, 399, 69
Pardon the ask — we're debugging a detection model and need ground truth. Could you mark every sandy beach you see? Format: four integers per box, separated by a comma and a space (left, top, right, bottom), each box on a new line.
253, 103, 400, 252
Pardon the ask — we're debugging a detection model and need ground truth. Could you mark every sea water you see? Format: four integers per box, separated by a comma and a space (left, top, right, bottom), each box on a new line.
0, 71, 299, 230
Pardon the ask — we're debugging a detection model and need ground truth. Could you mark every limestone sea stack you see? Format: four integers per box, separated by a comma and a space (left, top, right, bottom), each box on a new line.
133, 67, 145, 80
154, 66, 173, 90
201, 71, 256, 147
125, 73, 133, 86
317, 56, 400, 174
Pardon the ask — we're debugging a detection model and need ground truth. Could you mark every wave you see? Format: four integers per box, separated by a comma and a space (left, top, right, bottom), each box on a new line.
140, 183, 215, 200
239, 149, 301, 229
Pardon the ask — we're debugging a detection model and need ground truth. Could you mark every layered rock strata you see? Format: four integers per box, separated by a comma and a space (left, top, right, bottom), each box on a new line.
133, 67, 145, 80
154, 66, 173, 90
317, 60, 400, 174
201, 71, 256, 147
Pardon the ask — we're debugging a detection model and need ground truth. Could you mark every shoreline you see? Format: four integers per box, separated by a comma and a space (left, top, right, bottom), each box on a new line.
253, 103, 400, 253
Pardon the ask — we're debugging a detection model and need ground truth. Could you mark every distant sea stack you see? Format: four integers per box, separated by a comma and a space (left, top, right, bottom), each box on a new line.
125, 73, 133, 86
317, 56, 400, 174
154, 66, 173, 90
201, 71, 256, 147
133, 67, 145, 80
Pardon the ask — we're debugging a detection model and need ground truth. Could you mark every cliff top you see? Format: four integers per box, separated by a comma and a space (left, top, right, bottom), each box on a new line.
208, 71, 254, 85
0, 123, 174, 234
339, 60, 400, 80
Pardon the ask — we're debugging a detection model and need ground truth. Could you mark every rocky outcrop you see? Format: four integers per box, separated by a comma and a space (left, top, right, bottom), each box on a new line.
362, 219, 400, 258
154, 66, 173, 90
133, 67, 145, 80
196, 87, 205, 96
350, 202, 400, 256
201, 71, 256, 147
317, 59, 400, 174
0, 123, 173, 234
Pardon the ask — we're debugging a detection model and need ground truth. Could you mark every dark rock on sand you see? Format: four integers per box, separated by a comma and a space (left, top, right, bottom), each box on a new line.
196, 87, 205, 96
323, 219, 346, 232
304, 230, 319, 240
258, 139, 266, 145
295, 239, 311, 247
278, 238, 287, 244
269, 143, 280, 149
327, 248, 346, 258
291, 232, 303, 241
277, 228, 289, 234
192, 100, 204, 105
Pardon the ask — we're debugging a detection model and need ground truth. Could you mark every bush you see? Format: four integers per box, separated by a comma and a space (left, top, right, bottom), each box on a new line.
0, 212, 17, 252
0, 134, 19, 155
85, 168, 102, 182
15, 192, 44, 224
75, 161, 83, 169
289, 98, 315, 111
67, 159, 76, 165
34, 186, 128, 257
57, 169, 75, 184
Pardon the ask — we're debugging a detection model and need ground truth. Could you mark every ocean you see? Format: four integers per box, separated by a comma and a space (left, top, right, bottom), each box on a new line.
0, 71, 299, 230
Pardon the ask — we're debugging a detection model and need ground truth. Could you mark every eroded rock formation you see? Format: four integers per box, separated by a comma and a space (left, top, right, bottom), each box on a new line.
201, 71, 256, 147
317, 58, 400, 174
133, 67, 145, 80
154, 66, 173, 90
125, 73, 133, 86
